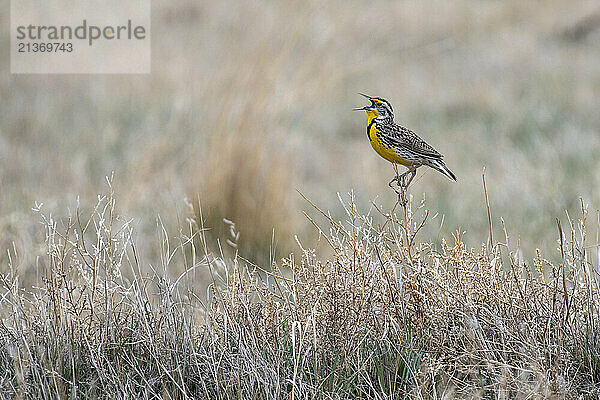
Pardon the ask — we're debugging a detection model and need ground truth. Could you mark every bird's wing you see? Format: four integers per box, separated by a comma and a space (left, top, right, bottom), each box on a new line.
395, 125, 442, 158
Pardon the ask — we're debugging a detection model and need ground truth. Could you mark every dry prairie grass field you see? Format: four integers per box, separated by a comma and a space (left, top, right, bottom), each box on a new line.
1, 0, 600, 398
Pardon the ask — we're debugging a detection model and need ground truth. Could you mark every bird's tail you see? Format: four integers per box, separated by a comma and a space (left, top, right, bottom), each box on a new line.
429, 158, 457, 182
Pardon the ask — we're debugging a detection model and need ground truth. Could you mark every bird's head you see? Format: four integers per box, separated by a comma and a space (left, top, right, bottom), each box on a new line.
354, 93, 394, 122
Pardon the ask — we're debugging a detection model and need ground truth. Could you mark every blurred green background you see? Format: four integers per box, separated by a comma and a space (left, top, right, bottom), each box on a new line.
1, 0, 599, 281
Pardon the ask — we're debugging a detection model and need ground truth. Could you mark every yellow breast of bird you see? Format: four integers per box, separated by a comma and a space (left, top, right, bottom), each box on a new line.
368, 124, 414, 166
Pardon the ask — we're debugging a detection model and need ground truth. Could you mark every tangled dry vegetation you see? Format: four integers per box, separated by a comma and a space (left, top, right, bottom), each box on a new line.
0, 181, 599, 399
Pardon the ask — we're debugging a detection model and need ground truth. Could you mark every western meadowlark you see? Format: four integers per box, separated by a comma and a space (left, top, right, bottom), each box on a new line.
354, 93, 456, 199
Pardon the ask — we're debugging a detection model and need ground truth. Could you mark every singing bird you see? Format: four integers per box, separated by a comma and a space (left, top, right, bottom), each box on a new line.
354, 93, 456, 193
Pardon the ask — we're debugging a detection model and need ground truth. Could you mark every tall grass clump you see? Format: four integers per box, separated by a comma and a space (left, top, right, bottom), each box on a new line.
0, 182, 599, 398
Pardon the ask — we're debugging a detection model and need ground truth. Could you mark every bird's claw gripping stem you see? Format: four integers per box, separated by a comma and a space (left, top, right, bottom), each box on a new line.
388, 176, 407, 206
389, 167, 418, 206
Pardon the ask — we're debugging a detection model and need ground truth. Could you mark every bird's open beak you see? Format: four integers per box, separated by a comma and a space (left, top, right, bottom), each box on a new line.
354, 93, 374, 111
